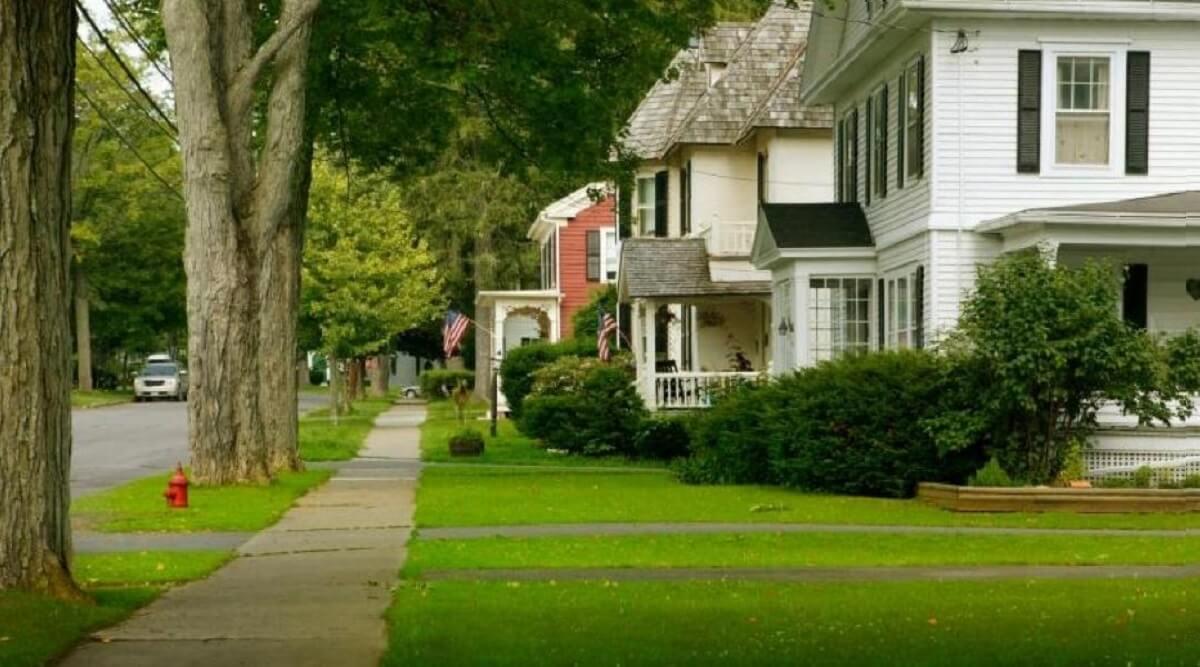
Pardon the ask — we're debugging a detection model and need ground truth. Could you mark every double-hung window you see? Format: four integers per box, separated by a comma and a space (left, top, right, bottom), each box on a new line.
635, 177, 656, 236
837, 112, 858, 203
884, 272, 914, 349
808, 277, 872, 362
601, 228, 618, 282
540, 232, 557, 290
868, 85, 888, 201
1055, 56, 1111, 165
898, 57, 924, 184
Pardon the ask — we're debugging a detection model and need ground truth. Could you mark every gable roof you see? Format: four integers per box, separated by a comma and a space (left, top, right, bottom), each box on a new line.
619, 238, 770, 300
752, 203, 875, 268
621, 2, 832, 160
670, 2, 831, 147
528, 182, 609, 241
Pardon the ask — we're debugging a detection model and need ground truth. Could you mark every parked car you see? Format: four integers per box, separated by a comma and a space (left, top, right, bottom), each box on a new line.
133, 361, 188, 401
402, 386, 421, 399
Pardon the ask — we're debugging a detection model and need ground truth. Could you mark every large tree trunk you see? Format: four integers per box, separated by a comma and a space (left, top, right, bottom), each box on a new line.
0, 0, 82, 597
327, 352, 341, 418
347, 359, 361, 402
371, 353, 389, 397
163, 0, 319, 484
75, 271, 93, 392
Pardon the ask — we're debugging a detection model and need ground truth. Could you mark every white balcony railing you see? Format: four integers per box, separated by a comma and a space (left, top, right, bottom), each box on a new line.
652, 371, 761, 410
694, 221, 756, 257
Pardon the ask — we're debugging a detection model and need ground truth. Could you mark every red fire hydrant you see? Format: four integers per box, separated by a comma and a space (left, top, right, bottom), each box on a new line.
164, 464, 189, 509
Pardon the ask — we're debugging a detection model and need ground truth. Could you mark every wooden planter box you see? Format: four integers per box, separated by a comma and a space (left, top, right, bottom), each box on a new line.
917, 482, 1200, 514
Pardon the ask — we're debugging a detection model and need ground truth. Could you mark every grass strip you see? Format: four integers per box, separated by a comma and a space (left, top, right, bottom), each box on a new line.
420, 400, 662, 469
385, 578, 1200, 666
300, 394, 396, 461
74, 550, 233, 586
416, 466, 1200, 530
70, 390, 132, 409
405, 532, 1200, 575
73, 469, 330, 533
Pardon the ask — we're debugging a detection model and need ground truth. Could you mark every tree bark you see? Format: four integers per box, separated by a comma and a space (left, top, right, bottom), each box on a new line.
162, 0, 319, 484
371, 353, 389, 397
0, 0, 82, 597
75, 270, 93, 392
347, 358, 361, 401
328, 352, 341, 419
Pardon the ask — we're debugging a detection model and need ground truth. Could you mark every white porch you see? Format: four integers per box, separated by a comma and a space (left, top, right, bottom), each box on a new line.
474, 290, 561, 413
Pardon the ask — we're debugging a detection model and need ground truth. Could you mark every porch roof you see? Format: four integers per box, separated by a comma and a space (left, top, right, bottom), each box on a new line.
618, 238, 770, 300
751, 202, 875, 269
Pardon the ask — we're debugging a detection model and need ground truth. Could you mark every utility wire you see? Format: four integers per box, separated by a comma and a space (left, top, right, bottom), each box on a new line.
76, 84, 185, 202
100, 0, 174, 87
76, 0, 178, 135
78, 38, 178, 143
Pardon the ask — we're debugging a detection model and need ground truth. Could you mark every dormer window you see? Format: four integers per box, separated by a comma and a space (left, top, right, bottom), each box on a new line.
706, 62, 727, 87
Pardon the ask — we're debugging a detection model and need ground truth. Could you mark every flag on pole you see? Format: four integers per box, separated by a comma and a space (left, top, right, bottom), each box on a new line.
597, 307, 618, 362
442, 309, 470, 358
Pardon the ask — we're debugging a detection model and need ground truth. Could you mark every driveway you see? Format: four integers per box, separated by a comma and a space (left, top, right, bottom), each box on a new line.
71, 392, 330, 498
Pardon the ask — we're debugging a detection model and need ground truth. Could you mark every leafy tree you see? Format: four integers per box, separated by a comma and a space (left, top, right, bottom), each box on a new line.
72, 43, 186, 387
302, 160, 444, 413
929, 252, 1186, 484
571, 285, 619, 343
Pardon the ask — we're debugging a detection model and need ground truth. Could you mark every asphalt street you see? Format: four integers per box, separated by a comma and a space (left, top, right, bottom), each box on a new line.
71, 393, 329, 498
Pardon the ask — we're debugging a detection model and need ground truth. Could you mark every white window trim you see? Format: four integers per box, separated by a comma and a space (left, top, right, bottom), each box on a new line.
883, 268, 917, 350
869, 85, 888, 201
901, 55, 923, 186
599, 228, 619, 283
1039, 42, 1127, 178
807, 275, 874, 363
635, 175, 656, 237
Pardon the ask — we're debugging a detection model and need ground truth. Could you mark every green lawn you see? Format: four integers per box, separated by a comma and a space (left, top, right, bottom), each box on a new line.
406, 532, 1200, 575
416, 466, 1200, 530
73, 469, 330, 532
420, 400, 661, 469
70, 389, 132, 409
385, 578, 1200, 666
1, 550, 232, 667
300, 395, 396, 461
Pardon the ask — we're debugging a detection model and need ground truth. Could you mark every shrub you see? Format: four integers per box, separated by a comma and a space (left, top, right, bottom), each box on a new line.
633, 416, 692, 461
308, 355, 328, 386
1181, 474, 1200, 489
448, 429, 485, 457
571, 285, 618, 343
420, 369, 474, 399
968, 458, 1018, 487
1132, 465, 1154, 489
680, 351, 985, 497
520, 357, 645, 456
498, 339, 594, 418
929, 253, 1177, 484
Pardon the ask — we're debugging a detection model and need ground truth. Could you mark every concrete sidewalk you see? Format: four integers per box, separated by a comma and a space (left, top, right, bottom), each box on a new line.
64, 404, 424, 667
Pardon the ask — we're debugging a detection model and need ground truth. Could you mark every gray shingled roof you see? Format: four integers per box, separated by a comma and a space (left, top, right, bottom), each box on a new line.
619, 238, 770, 299
621, 23, 753, 160
1039, 190, 1200, 215
760, 203, 874, 249
671, 2, 830, 147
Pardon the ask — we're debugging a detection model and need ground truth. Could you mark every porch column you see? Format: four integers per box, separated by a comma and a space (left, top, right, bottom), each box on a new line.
643, 298, 657, 409
794, 268, 811, 368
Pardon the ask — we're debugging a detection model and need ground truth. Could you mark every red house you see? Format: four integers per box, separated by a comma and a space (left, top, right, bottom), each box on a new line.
527, 183, 618, 339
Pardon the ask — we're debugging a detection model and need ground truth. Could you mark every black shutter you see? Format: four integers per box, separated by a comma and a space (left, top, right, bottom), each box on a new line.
850, 109, 859, 202
915, 55, 925, 179
1017, 50, 1042, 174
653, 170, 668, 238
914, 265, 925, 349
617, 182, 631, 239
836, 119, 845, 202
757, 153, 766, 204
586, 230, 601, 281
680, 163, 690, 235
1123, 264, 1149, 330
897, 74, 906, 189
877, 278, 886, 349
864, 102, 872, 205
879, 86, 888, 199
1126, 51, 1150, 175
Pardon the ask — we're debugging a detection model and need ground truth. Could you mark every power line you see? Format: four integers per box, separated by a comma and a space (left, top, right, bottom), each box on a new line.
76, 1, 178, 135
688, 167, 832, 188
78, 38, 178, 143
76, 84, 185, 201
100, 0, 174, 87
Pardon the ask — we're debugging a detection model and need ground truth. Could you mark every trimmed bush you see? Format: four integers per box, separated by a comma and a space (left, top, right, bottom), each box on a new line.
679, 351, 986, 498
498, 339, 594, 418
420, 369, 474, 399
571, 285, 618, 343
633, 416, 692, 461
968, 458, 1017, 487
448, 429, 485, 456
520, 356, 645, 456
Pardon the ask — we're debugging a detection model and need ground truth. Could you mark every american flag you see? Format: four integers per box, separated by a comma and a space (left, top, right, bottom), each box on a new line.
442, 309, 470, 358
597, 307, 618, 362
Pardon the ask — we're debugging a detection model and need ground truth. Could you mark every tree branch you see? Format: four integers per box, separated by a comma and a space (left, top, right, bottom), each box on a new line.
229, 0, 321, 114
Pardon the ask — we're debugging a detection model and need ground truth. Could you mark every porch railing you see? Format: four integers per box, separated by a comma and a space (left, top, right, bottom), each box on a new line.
693, 221, 756, 257
652, 371, 761, 410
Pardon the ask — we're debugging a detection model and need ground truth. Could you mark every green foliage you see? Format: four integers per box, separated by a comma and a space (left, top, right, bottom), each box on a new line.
448, 429, 486, 456
498, 339, 595, 419
1163, 328, 1200, 394
571, 285, 619, 342
679, 352, 985, 498
302, 160, 444, 359
968, 458, 1018, 488
521, 358, 646, 456
928, 253, 1181, 484
633, 417, 693, 461
308, 356, 328, 386
420, 370, 475, 400
1132, 466, 1155, 489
